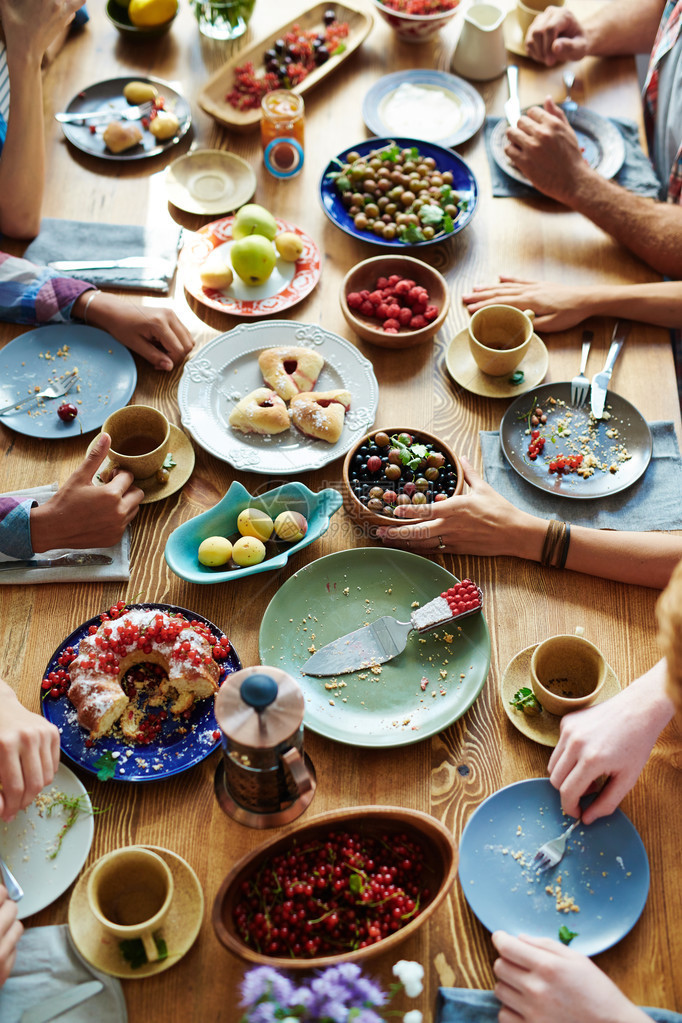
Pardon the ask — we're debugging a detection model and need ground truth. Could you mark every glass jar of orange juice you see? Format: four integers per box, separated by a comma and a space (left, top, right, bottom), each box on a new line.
260, 90, 305, 179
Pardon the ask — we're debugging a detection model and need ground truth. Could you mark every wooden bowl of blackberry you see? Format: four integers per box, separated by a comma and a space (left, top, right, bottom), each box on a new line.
343, 426, 463, 531
339, 254, 449, 349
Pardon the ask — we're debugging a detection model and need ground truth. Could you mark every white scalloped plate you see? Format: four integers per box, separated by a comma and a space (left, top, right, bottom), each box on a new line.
177, 321, 379, 474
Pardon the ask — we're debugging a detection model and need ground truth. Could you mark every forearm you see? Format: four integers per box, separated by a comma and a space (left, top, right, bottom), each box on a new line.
581, 0, 663, 55
576, 280, 682, 327
564, 168, 682, 278
0, 53, 46, 238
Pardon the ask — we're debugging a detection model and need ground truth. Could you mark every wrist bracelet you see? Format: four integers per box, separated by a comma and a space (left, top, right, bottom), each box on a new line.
80, 289, 100, 325
557, 522, 571, 569
541, 519, 566, 568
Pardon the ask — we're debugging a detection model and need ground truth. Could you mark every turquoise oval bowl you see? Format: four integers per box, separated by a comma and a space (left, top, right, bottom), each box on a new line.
164, 480, 343, 584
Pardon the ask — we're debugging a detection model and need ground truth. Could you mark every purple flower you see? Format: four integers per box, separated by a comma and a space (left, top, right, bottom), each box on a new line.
245, 1003, 279, 1023
240, 966, 296, 1007
353, 1011, 384, 1023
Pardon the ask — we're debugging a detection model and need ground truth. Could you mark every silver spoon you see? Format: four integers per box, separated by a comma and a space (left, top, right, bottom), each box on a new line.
563, 69, 578, 113
0, 854, 24, 902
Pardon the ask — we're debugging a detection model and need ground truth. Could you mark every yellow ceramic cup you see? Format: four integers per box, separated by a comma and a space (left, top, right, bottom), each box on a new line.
103, 404, 170, 479
516, 0, 565, 37
87, 846, 174, 962
530, 627, 607, 717
468, 305, 535, 376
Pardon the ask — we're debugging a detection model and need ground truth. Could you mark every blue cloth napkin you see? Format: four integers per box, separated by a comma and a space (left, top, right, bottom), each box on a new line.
437, 988, 682, 1021
25, 218, 181, 293
484, 114, 662, 199
479, 420, 682, 530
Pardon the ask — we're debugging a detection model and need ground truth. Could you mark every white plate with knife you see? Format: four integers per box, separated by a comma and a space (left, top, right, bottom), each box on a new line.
500, 381, 653, 498
0, 763, 95, 920
0, 325, 136, 438
259, 548, 491, 748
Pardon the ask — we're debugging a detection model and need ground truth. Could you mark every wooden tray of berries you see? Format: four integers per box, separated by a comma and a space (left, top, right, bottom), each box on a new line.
199, 2, 373, 131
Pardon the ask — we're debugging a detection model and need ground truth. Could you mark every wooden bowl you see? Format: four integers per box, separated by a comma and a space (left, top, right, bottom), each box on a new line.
342, 425, 464, 529
368, 0, 459, 42
340, 255, 450, 349
212, 804, 457, 969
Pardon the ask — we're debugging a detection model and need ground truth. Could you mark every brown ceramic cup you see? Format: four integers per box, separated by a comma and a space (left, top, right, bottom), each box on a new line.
87, 846, 174, 962
530, 627, 607, 716
103, 404, 170, 479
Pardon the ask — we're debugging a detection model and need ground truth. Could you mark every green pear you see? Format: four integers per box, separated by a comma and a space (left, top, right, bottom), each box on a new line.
230, 235, 277, 286
232, 203, 278, 241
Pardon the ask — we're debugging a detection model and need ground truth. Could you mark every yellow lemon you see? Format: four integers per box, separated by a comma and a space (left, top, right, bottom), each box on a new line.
128, 0, 178, 27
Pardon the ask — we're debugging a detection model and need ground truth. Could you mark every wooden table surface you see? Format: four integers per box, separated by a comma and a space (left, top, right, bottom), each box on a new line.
1, 0, 681, 1017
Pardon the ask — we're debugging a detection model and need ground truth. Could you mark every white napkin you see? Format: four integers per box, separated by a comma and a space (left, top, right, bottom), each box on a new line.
0, 484, 130, 584
0, 924, 127, 1023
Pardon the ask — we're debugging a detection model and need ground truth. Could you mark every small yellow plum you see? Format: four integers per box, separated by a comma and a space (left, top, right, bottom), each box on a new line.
232, 536, 266, 567
198, 536, 232, 567
274, 510, 308, 542
237, 507, 274, 541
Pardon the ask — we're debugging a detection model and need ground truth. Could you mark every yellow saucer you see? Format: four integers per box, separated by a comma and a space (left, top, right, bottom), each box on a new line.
501, 642, 622, 747
165, 149, 256, 216
68, 845, 204, 979
90, 423, 195, 504
445, 325, 549, 397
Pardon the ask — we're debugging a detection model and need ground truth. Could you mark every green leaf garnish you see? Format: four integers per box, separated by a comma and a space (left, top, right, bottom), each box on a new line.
44, 792, 108, 859
510, 687, 542, 713
162, 452, 177, 471
509, 370, 525, 384
419, 203, 445, 227
119, 933, 168, 969
94, 750, 118, 782
559, 925, 578, 945
331, 42, 346, 55
349, 873, 363, 895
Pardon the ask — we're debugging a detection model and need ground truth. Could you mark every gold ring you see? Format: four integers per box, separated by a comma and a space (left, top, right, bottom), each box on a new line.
437, 535, 446, 550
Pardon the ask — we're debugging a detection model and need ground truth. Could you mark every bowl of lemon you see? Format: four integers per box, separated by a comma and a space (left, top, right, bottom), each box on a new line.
106, 0, 178, 36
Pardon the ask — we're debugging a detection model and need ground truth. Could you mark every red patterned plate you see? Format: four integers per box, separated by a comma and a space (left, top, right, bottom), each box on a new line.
179, 216, 321, 317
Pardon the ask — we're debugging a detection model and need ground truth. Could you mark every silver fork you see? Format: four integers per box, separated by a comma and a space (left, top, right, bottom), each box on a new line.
563, 69, 578, 113
570, 329, 593, 406
532, 818, 581, 872
0, 371, 79, 417
0, 854, 23, 902
54, 102, 153, 125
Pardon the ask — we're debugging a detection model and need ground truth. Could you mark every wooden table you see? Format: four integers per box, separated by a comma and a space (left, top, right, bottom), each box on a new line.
1, 0, 680, 1017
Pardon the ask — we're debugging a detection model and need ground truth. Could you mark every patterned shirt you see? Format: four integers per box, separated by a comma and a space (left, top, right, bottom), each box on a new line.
643, 0, 682, 202
0, 497, 35, 560
0, 252, 93, 323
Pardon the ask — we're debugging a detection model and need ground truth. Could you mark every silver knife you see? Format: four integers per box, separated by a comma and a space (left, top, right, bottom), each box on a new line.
302, 584, 482, 677
20, 980, 104, 1023
49, 256, 172, 272
505, 65, 521, 128
590, 320, 631, 418
0, 554, 113, 572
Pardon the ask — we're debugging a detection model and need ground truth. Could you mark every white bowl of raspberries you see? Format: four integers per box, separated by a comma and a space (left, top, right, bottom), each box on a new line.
340, 254, 450, 348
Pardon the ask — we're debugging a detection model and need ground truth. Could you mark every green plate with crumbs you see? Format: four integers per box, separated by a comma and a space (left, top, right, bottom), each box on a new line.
258, 548, 490, 748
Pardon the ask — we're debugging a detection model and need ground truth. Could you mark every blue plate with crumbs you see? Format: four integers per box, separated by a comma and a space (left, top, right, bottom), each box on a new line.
319, 136, 478, 249
41, 603, 241, 782
459, 778, 650, 956
0, 325, 136, 439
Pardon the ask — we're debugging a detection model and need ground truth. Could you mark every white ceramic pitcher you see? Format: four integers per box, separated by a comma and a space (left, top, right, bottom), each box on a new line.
451, 2, 507, 81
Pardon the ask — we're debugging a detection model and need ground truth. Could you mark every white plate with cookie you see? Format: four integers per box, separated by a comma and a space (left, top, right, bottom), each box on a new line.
177, 321, 379, 474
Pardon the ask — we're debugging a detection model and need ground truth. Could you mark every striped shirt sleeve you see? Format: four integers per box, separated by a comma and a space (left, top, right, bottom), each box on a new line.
0, 252, 94, 324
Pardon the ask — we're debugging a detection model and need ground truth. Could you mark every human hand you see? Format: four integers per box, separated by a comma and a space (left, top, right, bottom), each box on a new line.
0, 681, 60, 822
376, 456, 542, 559
0, 0, 85, 63
547, 661, 674, 824
492, 931, 650, 1023
462, 276, 598, 332
74, 292, 195, 372
29, 432, 144, 552
0, 886, 23, 987
524, 7, 589, 66
505, 98, 591, 204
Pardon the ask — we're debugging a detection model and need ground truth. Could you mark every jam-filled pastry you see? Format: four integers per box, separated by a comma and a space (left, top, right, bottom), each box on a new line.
228, 388, 290, 435
258, 346, 325, 401
290, 389, 351, 444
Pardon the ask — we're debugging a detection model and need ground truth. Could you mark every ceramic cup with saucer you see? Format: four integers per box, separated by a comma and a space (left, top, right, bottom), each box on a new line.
445, 324, 548, 397
68, 845, 204, 979
531, 626, 607, 715
501, 642, 621, 747
103, 405, 170, 479
468, 305, 535, 376
89, 423, 195, 504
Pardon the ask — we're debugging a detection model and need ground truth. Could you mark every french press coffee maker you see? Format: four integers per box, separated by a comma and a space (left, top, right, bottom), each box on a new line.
213, 665, 317, 828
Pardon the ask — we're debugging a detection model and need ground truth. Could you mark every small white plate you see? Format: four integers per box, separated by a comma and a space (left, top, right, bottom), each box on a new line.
0, 763, 94, 920
177, 320, 379, 475
362, 69, 486, 148
165, 149, 256, 216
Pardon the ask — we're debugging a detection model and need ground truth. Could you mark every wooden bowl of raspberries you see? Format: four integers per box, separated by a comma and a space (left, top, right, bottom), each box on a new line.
340, 254, 450, 349
343, 425, 464, 530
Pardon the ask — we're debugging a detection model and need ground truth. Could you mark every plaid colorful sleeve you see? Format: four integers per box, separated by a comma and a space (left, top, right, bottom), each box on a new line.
0, 252, 93, 325
0, 496, 35, 559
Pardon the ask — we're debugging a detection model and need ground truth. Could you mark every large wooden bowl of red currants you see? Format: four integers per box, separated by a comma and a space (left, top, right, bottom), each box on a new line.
343, 426, 463, 530
340, 255, 450, 349
212, 804, 457, 968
